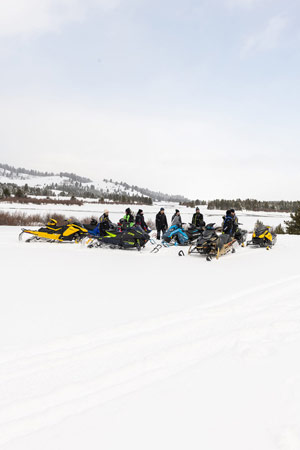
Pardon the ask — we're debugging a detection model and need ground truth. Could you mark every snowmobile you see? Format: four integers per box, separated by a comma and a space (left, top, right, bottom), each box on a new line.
246, 224, 277, 249
162, 224, 203, 246
19, 218, 88, 243
234, 227, 248, 246
85, 223, 150, 250
188, 223, 237, 261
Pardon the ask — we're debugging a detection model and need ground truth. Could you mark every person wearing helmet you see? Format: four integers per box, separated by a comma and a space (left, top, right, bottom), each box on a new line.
99, 209, 112, 235
192, 207, 205, 228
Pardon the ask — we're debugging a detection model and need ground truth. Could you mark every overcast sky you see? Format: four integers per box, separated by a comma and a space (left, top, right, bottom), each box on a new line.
0, 0, 299, 200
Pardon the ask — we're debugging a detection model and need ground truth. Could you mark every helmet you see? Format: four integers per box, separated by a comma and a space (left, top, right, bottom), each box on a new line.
125, 208, 131, 215
104, 209, 109, 214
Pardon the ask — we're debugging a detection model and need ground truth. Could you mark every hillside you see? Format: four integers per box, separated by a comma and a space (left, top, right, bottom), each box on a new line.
0, 163, 190, 203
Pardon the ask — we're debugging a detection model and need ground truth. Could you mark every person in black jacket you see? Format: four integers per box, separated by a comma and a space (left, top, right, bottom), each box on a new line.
99, 209, 112, 235
135, 209, 150, 232
192, 207, 205, 228
222, 209, 235, 235
155, 207, 168, 240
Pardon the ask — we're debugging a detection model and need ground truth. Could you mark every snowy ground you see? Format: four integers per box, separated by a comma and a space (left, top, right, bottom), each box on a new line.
1, 220, 300, 449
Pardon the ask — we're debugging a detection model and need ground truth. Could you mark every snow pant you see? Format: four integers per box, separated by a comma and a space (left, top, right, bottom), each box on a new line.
156, 228, 166, 240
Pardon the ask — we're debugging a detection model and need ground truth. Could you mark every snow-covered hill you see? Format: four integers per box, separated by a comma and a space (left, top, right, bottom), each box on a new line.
0, 226, 300, 450
0, 167, 144, 197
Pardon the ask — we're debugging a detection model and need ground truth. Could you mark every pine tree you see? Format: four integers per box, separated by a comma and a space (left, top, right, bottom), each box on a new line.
274, 223, 285, 234
285, 208, 300, 235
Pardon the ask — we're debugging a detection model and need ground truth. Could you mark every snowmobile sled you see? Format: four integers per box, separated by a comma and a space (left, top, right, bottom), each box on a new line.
162, 224, 203, 246
246, 224, 277, 249
86, 224, 150, 250
188, 223, 237, 261
234, 227, 248, 246
19, 218, 88, 243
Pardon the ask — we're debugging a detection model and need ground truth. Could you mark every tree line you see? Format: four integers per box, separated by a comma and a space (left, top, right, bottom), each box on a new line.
207, 199, 300, 213
0, 183, 153, 205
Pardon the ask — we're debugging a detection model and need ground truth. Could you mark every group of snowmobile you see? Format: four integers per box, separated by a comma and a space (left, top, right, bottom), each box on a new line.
18, 207, 277, 261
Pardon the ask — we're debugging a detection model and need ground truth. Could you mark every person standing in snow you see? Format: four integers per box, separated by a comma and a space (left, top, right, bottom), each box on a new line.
135, 209, 150, 232
155, 207, 168, 240
222, 209, 235, 236
171, 209, 182, 227
192, 207, 205, 228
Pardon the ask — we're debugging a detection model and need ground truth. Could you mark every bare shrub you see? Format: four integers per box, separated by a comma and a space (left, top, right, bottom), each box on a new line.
146, 218, 155, 229
0, 211, 95, 226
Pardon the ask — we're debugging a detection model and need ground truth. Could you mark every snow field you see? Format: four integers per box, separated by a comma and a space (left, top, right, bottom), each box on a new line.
0, 226, 300, 449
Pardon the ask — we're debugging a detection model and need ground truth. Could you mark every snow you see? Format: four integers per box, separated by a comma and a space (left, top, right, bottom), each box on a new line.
0, 169, 145, 197
1, 217, 300, 449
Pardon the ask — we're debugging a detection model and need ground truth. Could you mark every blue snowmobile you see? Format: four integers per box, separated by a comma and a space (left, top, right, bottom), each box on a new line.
162, 223, 203, 246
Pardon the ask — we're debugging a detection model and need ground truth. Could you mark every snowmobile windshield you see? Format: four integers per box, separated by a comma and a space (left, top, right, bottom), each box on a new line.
203, 229, 215, 239
72, 221, 84, 227
255, 225, 268, 235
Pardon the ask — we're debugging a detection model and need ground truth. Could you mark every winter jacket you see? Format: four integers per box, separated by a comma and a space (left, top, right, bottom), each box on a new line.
171, 214, 182, 227
155, 212, 168, 231
123, 214, 135, 227
99, 214, 112, 235
192, 212, 205, 228
135, 213, 148, 231
223, 214, 234, 235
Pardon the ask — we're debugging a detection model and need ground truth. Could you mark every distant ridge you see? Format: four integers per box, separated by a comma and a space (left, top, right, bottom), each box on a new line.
0, 163, 192, 203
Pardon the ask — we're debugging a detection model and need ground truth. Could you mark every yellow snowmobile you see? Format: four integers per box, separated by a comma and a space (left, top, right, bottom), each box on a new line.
246, 224, 277, 249
19, 218, 88, 243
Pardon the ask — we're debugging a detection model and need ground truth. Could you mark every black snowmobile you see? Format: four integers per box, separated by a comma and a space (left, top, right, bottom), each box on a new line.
234, 227, 248, 246
19, 218, 88, 243
246, 224, 277, 249
188, 223, 237, 261
86, 221, 150, 250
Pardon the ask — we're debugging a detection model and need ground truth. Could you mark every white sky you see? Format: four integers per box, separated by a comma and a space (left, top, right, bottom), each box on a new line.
0, 0, 299, 200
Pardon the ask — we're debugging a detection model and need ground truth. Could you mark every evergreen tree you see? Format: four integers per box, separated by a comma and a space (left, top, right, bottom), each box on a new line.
285, 208, 300, 235
3, 187, 10, 197
274, 223, 285, 234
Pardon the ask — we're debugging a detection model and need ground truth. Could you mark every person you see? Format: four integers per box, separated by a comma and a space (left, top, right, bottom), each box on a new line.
230, 209, 239, 235
171, 209, 180, 222
230, 208, 245, 244
192, 207, 205, 228
135, 209, 150, 232
99, 209, 112, 235
171, 209, 182, 227
123, 207, 135, 227
222, 209, 235, 236
155, 207, 168, 240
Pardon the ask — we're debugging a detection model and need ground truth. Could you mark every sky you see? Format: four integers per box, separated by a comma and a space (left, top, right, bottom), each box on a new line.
0, 0, 299, 200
